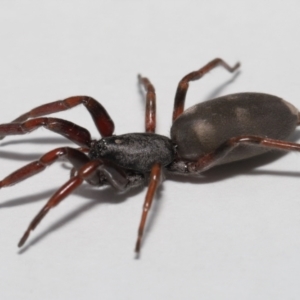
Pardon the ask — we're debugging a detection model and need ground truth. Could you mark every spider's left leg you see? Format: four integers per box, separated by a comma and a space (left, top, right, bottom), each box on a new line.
1, 96, 114, 139
18, 160, 103, 247
135, 163, 162, 253
167, 135, 300, 175
138, 75, 156, 133
172, 58, 240, 122
0, 117, 92, 147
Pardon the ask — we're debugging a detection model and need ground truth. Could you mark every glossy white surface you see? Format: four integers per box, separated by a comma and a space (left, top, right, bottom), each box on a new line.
1, 1, 300, 299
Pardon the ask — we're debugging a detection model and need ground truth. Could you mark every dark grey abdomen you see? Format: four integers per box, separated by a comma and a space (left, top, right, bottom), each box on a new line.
171, 93, 299, 164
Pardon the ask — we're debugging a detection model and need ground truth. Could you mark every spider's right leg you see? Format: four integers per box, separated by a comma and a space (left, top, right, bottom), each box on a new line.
18, 159, 103, 247
17, 161, 146, 247
135, 163, 162, 254
0, 147, 99, 188
1, 96, 114, 139
0, 145, 146, 191
172, 58, 240, 122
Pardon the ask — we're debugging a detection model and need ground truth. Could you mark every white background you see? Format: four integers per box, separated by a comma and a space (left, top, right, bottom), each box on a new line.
1, 1, 300, 299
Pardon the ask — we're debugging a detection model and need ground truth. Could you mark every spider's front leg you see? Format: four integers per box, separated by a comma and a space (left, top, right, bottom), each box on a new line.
0, 96, 115, 141
0, 117, 93, 147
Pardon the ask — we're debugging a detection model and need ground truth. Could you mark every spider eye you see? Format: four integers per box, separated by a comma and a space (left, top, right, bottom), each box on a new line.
102, 140, 107, 150
114, 139, 123, 144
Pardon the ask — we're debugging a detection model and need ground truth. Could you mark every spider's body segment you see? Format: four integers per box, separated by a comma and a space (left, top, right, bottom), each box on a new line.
171, 93, 299, 165
89, 133, 175, 173
1, 58, 300, 254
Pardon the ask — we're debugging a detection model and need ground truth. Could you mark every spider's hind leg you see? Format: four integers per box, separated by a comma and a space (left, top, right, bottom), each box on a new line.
172, 58, 240, 122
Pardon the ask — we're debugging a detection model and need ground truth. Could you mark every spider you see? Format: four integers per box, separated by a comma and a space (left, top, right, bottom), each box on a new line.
1, 58, 299, 254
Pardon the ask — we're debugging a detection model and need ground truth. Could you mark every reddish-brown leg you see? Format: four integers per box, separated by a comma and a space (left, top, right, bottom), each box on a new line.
18, 160, 103, 247
4, 96, 114, 138
172, 58, 240, 122
138, 75, 156, 133
0, 147, 92, 188
135, 163, 162, 253
0, 117, 92, 147
185, 136, 300, 173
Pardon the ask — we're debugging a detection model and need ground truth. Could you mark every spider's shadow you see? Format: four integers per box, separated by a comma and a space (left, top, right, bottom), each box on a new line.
202, 70, 241, 102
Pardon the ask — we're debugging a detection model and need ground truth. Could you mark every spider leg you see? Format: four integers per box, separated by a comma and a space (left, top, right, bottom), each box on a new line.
135, 163, 162, 253
0, 117, 92, 147
1, 96, 114, 139
138, 74, 156, 133
172, 58, 240, 122
168, 135, 300, 174
18, 160, 103, 247
0, 147, 95, 188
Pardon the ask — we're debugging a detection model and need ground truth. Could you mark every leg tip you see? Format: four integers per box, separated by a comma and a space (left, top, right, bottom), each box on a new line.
18, 231, 29, 248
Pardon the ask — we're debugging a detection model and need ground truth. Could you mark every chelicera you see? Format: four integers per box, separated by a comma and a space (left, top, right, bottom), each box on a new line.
1, 58, 300, 254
